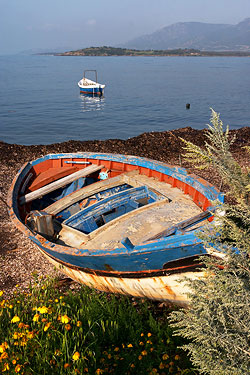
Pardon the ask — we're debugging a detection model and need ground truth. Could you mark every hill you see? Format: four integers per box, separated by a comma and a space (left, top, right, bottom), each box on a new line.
122, 18, 250, 51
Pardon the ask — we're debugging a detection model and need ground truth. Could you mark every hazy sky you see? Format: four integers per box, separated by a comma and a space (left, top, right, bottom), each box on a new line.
1, 0, 250, 54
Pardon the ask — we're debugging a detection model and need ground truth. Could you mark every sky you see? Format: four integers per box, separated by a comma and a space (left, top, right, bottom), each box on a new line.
1, 0, 250, 54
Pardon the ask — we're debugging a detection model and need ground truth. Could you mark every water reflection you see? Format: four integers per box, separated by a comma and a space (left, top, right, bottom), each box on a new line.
79, 94, 105, 112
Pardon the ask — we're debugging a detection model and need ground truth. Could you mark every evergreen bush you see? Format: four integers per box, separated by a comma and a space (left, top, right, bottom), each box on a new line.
169, 110, 250, 375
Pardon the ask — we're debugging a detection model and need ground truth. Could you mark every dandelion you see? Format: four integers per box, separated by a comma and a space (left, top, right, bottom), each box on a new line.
15, 364, 22, 373
38, 306, 48, 314
72, 352, 80, 361
61, 315, 70, 324
11, 316, 20, 323
33, 314, 40, 322
65, 324, 72, 331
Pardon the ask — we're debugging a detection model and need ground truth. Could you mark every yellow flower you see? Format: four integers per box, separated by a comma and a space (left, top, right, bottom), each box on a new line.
33, 314, 40, 322
13, 332, 19, 340
54, 349, 62, 356
159, 362, 165, 369
64, 363, 70, 369
27, 331, 35, 339
162, 353, 169, 360
0, 342, 8, 353
174, 354, 180, 360
147, 332, 152, 337
15, 364, 22, 373
8, 304, 13, 309
65, 324, 72, 331
130, 364, 135, 368
44, 322, 51, 332
138, 355, 142, 360
0, 291, 3, 297
61, 315, 70, 324
18, 322, 25, 329
114, 347, 119, 352
127, 344, 133, 348
38, 306, 48, 314
139, 341, 144, 346
95, 369, 103, 375
11, 316, 20, 323
107, 354, 111, 359
140, 333, 144, 336
55, 299, 59, 303
146, 340, 152, 344
76, 321, 82, 327
0, 352, 8, 360
141, 350, 147, 356
2, 363, 10, 372
12, 359, 17, 365
72, 352, 80, 361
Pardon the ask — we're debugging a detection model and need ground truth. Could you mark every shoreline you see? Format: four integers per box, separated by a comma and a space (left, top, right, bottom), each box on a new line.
1, 126, 250, 297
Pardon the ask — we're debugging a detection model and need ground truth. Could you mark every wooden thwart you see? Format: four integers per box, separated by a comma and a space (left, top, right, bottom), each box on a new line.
20, 164, 104, 205
44, 170, 139, 215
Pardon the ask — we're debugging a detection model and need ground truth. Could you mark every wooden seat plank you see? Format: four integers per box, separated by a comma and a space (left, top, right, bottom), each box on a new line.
20, 164, 104, 205
44, 170, 139, 215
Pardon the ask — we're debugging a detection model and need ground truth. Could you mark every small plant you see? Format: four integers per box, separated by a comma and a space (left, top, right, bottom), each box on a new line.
0, 277, 196, 374
170, 110, 250, 375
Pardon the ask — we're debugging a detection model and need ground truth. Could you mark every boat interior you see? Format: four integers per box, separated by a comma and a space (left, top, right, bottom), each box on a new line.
18, 157, 213, 250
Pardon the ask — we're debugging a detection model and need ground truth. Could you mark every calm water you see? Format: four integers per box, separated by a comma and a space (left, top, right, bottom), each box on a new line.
0, 55, 249, 145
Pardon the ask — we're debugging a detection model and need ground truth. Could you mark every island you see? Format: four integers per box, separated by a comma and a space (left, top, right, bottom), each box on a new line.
48, 46, 250, 57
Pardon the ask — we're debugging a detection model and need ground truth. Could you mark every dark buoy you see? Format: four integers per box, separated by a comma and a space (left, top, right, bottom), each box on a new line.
186, 103, 190, 109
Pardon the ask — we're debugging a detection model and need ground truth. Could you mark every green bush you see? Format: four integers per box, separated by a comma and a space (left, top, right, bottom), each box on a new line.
170, 110, 250, 375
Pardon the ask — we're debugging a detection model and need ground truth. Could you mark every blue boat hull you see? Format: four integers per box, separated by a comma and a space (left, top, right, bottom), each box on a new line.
8, 152, 224, 303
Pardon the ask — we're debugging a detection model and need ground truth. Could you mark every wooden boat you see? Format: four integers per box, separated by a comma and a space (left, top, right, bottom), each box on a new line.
8, 152, 224, 305
78, 70, 105, 96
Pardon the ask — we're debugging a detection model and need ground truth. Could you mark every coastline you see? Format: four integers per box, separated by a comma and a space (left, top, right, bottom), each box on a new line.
1, 126, 250, 296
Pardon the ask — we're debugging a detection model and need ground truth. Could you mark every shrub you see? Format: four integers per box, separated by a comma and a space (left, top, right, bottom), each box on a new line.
169, 110, 250, 375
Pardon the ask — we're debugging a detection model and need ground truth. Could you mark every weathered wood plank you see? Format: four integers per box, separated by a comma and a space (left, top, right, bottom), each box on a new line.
20, 164, 104, 205
44, 170, 139, 215
146, 208, 214, 241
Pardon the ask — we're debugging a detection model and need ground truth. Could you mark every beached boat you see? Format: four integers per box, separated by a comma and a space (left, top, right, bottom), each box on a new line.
78, 70, 105, 96
8, 152, 224, 305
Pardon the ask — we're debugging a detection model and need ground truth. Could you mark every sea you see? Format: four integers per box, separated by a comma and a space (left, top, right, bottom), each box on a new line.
0, 54, 249, 145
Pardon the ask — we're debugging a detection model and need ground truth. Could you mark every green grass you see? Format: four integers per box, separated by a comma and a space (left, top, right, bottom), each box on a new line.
0, 277, 197, 374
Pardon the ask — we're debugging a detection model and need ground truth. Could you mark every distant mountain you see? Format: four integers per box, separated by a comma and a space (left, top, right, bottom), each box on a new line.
122, 18, 250, 51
